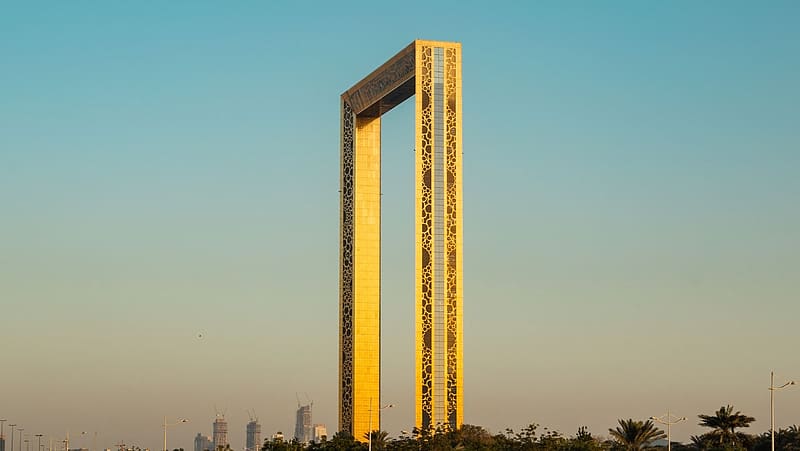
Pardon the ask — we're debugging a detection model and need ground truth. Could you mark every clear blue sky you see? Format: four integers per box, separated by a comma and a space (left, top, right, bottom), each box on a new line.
2, 1, 799, 448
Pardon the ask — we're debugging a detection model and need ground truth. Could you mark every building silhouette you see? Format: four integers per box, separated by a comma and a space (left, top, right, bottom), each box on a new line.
294, 403, 312, 444
245, 420, 260, 451
312, 425, 327, 443
194, 434, 212, 451
212, 416, 228, 450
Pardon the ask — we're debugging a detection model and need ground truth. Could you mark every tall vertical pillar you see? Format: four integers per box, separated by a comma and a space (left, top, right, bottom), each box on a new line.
415, 41, 463, 431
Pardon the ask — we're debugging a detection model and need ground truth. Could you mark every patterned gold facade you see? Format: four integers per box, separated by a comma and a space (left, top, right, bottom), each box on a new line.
340, 40, 462, 439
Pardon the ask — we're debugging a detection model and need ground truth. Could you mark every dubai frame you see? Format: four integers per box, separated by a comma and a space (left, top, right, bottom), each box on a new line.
339, 40, 463, 438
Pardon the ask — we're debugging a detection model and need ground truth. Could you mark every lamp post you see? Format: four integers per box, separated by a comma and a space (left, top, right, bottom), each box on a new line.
650, 411, 686, 451
367, 398, 394, 451
35, 435, 42, 451
770, 370, 795, 451
163, 417, 188, 451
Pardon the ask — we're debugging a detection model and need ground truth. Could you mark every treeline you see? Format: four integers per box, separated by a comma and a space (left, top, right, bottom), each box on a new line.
258, 405, 800, 451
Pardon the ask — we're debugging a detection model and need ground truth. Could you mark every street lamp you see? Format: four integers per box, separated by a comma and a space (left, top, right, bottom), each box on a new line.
163, 417, 189, 451
35, 435, 43, 451
650, 411, 686, 451
367, 398, 394, 451
770, 370, 795, 451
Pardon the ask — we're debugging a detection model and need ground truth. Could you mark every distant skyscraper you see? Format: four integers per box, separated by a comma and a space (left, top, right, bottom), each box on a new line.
1, 436, 5, 451
312, 425, 327, 443
294, 404, 312, 444
213, 416, 228, 450
245, 420, 261, 451
194, 434, 212, 451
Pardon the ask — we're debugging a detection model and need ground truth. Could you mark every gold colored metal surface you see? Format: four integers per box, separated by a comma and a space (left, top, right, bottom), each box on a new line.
340, 40, 462, 438
353, 115, 381, 438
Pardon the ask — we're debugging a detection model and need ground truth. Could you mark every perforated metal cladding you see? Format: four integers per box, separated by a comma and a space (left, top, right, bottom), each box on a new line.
339, 99, 355, 433
345, 48, 415, 116
417, 45, 435, 428
444, 46, 461, 427
417, 44, 462, 430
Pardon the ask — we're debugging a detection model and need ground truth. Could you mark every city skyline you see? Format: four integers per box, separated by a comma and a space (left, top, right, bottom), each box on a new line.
2, 0, 799, 449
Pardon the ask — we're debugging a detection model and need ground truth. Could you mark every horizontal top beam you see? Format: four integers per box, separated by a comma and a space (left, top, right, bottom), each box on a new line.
342, 40, 460, 117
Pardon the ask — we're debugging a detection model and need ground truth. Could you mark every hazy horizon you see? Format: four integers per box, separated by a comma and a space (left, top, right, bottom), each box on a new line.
2, 1, 799, 449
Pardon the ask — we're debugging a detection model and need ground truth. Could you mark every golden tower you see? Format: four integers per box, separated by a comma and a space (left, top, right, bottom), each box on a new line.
340, 40, 463, 439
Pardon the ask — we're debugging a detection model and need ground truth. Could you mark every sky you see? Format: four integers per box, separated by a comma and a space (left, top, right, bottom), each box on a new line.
1, 0, 799, 449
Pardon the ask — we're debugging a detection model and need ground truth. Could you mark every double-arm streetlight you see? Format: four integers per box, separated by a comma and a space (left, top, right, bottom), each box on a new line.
650, 411, 686, 451
163, 417, 188, 451
770, 370, 795, 451
367, 399, 394, 451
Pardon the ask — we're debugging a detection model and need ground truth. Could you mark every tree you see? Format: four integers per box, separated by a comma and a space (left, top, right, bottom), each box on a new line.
362, 431, 389, 451
750, 425, 800, 451
323, 432, 364, 451
608, 419, 666, 450
565, 426, 609, 451
697, 405, 755, 449
451, 424, 496, 450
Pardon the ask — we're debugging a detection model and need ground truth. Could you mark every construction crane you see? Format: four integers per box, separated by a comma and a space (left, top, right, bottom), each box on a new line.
247, 409, 259, 423
295, 392, 313, 408
214, 405, 227, 419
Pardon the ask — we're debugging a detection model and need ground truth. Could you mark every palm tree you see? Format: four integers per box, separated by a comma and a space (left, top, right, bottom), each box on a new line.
609, 419, 666, 450
362, 430, 389, 451
697, 405, 755, 447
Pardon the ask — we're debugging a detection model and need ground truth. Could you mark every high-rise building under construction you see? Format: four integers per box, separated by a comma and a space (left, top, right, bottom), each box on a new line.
213, 416, 228, 450
246, 420, 261, 451
294, 403, 312, 444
